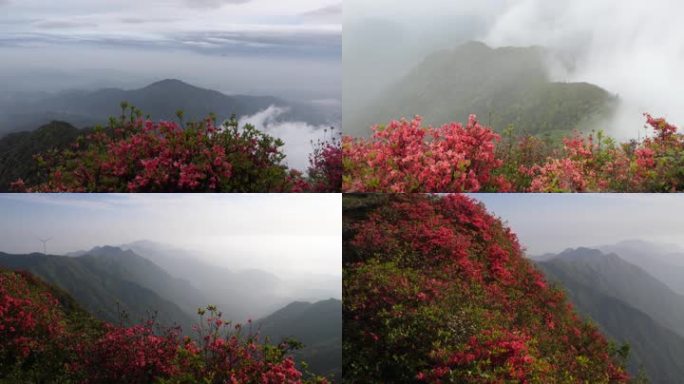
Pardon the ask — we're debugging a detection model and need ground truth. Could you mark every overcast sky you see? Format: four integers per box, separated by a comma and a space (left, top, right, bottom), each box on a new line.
471, 194, 684, 256
344, 0, 684, 138
0, 0, 341, 99
0, 193, 341, 277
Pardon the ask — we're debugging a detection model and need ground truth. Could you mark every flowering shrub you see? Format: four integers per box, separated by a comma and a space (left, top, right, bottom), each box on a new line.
343, 115, 510, 192
307, 128, 342, 192
0, 270, 328, 383
11, 104, 341, 192
344, 114, 683, 192
343, 194, 631, 383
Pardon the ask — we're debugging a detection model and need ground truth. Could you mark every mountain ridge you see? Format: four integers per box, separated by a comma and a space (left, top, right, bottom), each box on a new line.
537, 248, 684, 383
0, 250, 195, 330
345, 41, 617, 138
0, 78, 335, 136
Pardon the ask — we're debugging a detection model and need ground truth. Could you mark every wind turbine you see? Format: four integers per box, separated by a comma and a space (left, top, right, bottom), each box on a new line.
39, 237, 52, 255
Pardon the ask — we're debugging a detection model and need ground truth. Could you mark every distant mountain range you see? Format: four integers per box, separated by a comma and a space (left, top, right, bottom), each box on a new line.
0, 79, 337, 136
345, 41, 617, 138
537, 246, 684, 383
257, 299, 342, 380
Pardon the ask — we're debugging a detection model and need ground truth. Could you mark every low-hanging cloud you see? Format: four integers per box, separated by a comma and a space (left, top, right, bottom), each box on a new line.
238, 106, 337, 171
484, 0, 684, 138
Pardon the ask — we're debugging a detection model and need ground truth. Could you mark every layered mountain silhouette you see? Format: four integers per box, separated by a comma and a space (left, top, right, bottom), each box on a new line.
257, 299, 342, 380
537, 247, 684, 383
0, 250, 195, 330
67, 246, 208, 318
346, 41, 617, 137
0, 79, 334, 136
119, 241, 341, 320
600, 240, 684, 295
117, 241, 295, 321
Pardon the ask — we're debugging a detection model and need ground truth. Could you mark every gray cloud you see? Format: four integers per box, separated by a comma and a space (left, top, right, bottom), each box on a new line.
33, 20, 98, 29
176, 29, 340, 57
302, 3, 342, 21
0, 25, 340, 59
483, 0, 684, 138
183, 0, 251, 9
119, 17, 179, 24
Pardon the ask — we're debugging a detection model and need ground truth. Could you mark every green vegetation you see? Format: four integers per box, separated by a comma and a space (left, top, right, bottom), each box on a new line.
347, 41, 617, 138
343, 194, 632, 383
0, 251, 195, 330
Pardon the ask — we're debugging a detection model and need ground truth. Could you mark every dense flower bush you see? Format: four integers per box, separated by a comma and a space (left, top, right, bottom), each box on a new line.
343, 115, 509, 192
343, 114, 683, 192
11, 104, 341, 192
343, 194, 632, 383
0, 269, 328, 383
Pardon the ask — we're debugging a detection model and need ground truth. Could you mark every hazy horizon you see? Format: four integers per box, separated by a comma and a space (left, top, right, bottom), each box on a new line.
0, 0, 341, 101
471, 194, 684, 256
0, 193, 342, 278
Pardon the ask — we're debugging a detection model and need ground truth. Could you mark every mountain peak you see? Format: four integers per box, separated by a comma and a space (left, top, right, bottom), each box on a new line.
456, 40, 491, 52
142, 79, 197, 92
85, 245, 138, 259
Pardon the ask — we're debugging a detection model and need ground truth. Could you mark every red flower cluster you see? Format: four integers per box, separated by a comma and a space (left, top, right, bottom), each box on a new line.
11, 105, 341, 192
0, 270, 328, 384
0, 271, 64, 361
70, 322, 181, 383
343, 194, 631, 383
344, 114, 684, 192
417, 329, 537, 383
307, 128, 343, 192
343, 115, 509, 192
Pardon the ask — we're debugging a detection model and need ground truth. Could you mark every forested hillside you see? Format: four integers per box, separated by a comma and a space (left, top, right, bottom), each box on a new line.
343, 194, 631, 383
